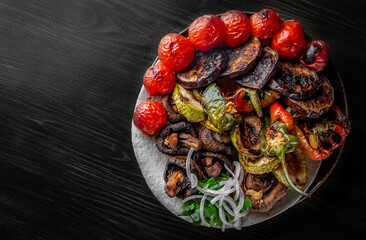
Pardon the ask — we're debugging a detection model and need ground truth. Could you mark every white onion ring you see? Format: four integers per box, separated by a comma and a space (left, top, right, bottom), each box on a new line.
182, 160, 249, 230
199, 195, 209, 227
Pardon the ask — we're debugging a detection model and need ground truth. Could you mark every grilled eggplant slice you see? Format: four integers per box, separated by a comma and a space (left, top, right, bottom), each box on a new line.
176, 49, 228, 89
239, 154, 280, 174
238, 46, 279, 89
269, 62, 321, 99
231, 115, 262, 157
172, 84, 207, 122
273, 148, 307, 190
285, 76, 334, 118
221, 36, 262, 79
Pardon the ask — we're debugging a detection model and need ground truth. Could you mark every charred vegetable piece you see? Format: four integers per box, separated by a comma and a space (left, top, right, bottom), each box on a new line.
238, 46, 279, 89
194, 151, 234, 178
176, 49, 228, 89
164, 156, 203, 198
269, 101, 295, 133
261, 122, 299, 157
329, 104, 351, 150
172, 84, 207, 122
261, 122, 310, 197
285, 76, 334, 118
221, 36, 262, 78
245, 173, 274, 194
199, 126, 235, 156
300, 40, 330, 73
201, 83, 236, 132
295, 125, 332, 161
156, 122, 202, 156
244, 173, 287, 212
247, 182, 288, 212
231, 115, 262, 157
273, 149, 307, 189
239, 154, 280, 174
161, 94, 185, 123
269, 62, 321, 100
224, 87, 279, 114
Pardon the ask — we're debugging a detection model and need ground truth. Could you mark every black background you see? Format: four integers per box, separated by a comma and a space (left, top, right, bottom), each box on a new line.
0, 0, 365, 239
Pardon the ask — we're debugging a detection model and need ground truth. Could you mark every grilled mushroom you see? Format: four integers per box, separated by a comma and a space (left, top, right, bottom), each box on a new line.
161, 94, 185, 123
194, 152, 234, 178
244, 172, 287, 212
246, 173, 274, 194
156, 122, 202, 156
249, 182, 287, 212
164, 156, 203, 198
199, 126, 235, 155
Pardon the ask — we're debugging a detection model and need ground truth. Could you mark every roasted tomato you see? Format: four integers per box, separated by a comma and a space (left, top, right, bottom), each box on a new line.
133, 101, 167, 135
271, 20, 306, 60
158, 33, 195, 71
300, 40, 330, 73
220, 10, 251, 47
250, 9, 282, 39
188, 15, 225, 51
143, 64, 176, 96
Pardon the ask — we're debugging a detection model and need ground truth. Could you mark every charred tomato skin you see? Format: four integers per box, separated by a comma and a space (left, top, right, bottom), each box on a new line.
271, 20, 306, 60
250, 9, 282, 39
158, 33, 195, 71
188, 15, 225, 51
133, 101, 167, 135
220, 10, 251, 47
143, 64, 176, 96
300, 40, 330, 73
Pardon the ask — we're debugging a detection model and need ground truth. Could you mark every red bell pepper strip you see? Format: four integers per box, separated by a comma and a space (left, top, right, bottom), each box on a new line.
329, 104, 351, 150
269, 102, 295, 134
294, 125, 332, 161
330, 124, 348, 150
225, 89, 278, 114
330, 104, 351, 133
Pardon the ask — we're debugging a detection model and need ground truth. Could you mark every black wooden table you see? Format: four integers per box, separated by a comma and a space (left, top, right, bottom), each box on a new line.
0, 0, 365, 239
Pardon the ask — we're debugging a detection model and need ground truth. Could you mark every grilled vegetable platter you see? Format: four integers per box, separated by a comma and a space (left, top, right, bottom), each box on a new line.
131, 9, 350, 230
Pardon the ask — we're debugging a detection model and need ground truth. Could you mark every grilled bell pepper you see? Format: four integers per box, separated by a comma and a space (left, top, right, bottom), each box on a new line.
200, 83, 236, 132
329, 104, 351, 150
269, 102, 295, 134
225, 88, 278, 115
261, 122, 310, 196
294, 125, 332, 161
295, 104, 351, 160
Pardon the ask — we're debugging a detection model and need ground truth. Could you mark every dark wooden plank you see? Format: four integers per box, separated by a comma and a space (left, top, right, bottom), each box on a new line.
0, 0, 364, 239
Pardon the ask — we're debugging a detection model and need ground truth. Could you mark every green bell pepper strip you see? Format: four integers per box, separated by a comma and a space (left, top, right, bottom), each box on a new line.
243, 88, 263, 117
201, 83, 236, 132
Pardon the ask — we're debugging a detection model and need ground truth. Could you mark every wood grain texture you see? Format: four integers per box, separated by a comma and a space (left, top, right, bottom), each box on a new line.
0, 0, 365, 239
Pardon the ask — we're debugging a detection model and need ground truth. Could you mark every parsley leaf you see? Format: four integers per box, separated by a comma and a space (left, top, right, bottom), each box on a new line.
179, 174, 252, 227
